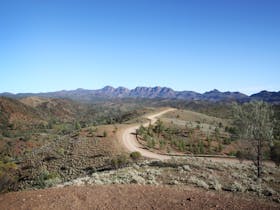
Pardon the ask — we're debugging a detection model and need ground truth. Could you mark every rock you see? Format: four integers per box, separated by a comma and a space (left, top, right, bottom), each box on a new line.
146, 179, 158, 185
169, 180, 179, 185
183, 165, 191, 172
130, 176, 145, 184
93, 179, 104, 185
132, 164, 140, 170
231, 182, 246, 192
262, 188, 275, 196
177, 167, 184, 173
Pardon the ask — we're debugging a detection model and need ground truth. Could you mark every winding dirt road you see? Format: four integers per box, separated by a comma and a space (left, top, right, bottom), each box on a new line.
120, 108, 275, 166
121, 108, 175, 160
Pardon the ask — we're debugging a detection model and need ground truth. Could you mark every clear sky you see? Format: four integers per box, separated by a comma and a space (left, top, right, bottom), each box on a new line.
0, 0, 279, 95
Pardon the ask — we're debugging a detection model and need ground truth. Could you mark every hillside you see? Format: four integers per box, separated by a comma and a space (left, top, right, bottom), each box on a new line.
0, 104, 279, 209
0, 97, 45, 130
20, 97, 81, 122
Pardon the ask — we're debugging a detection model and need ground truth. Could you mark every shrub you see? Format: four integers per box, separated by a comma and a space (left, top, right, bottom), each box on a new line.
136, 125, 146, 137
231, 181, 245, 192
44, 177, 61, 187
57, 148, 65, 156
59, 124, 72, 135
189, 176, 209, 189
0, 161, 17, 192
223, 138, 231, 145
217, 143, 222, 152
111, 154, 129, 169
212, 179, 222, 191
147, 138, 155, 148
2, 130, 12, 138
198, 140, 205, 154
159, 139, 166, 149
236, 150, 254, 162
130, 151, 142, 161
228, 151, 236, 156
0, 173, 15, 193
75, 121, 81, 130
36, 170, 61, 188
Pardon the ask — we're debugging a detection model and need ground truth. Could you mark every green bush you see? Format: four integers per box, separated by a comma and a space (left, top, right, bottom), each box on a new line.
147, 138, 155, 148
228, 151, 236, 156
111, 154, 129, 169
0, 173, 15, 193
36, 170, 61, 188
75, 121, 81, 130
130, 151, 142, 161
0, 161, 17, 192
159, 139, 166, 149
2, 130, 12, 138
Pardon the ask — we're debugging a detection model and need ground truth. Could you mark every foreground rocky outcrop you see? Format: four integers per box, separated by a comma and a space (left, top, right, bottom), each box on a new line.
57, 157, 280, 203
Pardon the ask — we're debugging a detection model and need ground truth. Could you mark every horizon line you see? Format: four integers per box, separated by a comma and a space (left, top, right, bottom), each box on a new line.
0, 86, 279, 96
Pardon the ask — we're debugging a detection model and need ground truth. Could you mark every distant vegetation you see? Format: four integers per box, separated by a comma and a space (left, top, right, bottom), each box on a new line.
0, 95, 279, 194
0, 96, 152, 191
136, 114, 233, 155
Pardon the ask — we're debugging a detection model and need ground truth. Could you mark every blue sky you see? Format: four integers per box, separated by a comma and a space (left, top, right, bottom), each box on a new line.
0, 0, 279, 95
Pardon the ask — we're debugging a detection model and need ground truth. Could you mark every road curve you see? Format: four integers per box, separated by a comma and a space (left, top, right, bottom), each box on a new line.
120, 108, 275, 166
121, 108, 176, 160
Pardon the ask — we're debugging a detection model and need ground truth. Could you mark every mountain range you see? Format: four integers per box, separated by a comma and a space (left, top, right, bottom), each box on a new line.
1, 86, 280, 103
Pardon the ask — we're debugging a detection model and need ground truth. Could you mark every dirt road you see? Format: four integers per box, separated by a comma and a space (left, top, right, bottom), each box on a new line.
119, 108, 275, 166
121, 108, 175, 160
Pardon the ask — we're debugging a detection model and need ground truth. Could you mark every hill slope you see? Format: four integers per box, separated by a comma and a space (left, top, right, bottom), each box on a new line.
0, 97, 45, 130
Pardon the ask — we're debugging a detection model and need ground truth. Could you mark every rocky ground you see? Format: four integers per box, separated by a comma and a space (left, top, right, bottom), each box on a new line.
0, 185, 279, 210
8, 125, 124, 191
58, 157, 280, 204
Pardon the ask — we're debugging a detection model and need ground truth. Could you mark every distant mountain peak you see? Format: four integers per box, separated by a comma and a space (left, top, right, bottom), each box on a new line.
204, 89, 220, 94
102, 85, 115, 90
0, 86, 279, 103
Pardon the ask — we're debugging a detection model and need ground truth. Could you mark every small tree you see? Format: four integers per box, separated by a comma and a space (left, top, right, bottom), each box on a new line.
74, 121, 81, 130
154, 119, 164, 138
130, 151, 142, 161
233, 101, 274, 178
136, 125, 145, 138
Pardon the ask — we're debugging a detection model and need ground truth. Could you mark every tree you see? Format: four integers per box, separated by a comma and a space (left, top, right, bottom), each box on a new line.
154, 119, 164, 138
233, 101, 274, 178
74, 121, 81, 131
136, 125, 145, 138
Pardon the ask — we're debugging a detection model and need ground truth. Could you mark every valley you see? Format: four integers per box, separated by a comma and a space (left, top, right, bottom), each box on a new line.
0, 95, 279, 209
